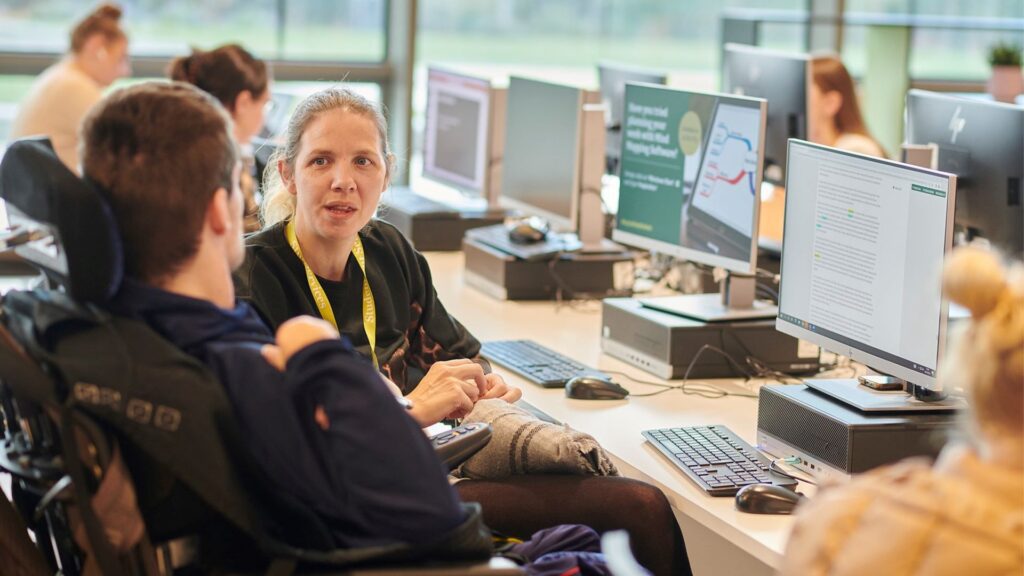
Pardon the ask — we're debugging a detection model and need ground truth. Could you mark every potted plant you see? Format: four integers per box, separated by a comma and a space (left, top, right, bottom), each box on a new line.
987, 41, 1023, 104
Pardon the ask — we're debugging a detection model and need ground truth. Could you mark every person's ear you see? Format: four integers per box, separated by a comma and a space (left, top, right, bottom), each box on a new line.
825, 90, 843, 118
278, 159, 297, 197
383, 153, 395, 191
234, 90, 253, 114
208, 187, 231, 234
83, 35, 106, 59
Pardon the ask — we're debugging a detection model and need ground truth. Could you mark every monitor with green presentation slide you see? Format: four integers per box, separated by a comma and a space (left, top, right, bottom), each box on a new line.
612, 84, 771, 321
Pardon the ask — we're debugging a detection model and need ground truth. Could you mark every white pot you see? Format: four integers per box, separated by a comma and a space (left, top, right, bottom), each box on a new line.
988, 65, 1024, 104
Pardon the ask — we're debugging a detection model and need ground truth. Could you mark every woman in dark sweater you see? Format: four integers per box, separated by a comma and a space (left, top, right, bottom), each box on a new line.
234, 87, 691, 576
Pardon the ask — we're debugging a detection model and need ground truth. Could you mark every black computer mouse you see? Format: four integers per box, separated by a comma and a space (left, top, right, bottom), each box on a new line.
508, 221, 548, 245
565, 376, 630, 400
734, 483, 804, 515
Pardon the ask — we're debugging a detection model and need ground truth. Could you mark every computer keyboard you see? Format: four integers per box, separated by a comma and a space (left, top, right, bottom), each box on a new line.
466, 224, 582, 261
642, 425, 798, 496
481, 339, 612, 388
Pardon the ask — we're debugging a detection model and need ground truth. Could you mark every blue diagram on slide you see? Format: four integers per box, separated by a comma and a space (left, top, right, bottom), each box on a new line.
691, 103, 762, 234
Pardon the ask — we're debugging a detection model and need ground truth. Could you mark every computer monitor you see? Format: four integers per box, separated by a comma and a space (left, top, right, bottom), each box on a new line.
598, 62, 668, 175
422, 67, 502, 202
777, 140, 957, 397
904, 89, 1023, 257
722, 44, 810, 185
613, 83, 772, 321
501, 76, 601, 233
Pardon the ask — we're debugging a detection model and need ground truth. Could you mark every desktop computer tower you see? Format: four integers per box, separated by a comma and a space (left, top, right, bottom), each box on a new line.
379, 194, 506, 252
600, 297, 820, 379
756, 384, 958, 483
463, 237, 634, 300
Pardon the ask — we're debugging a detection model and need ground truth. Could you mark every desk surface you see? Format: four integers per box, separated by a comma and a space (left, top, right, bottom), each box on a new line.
425, 251, 796, 569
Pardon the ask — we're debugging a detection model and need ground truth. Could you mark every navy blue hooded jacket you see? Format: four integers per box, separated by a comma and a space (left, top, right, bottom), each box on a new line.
113, 280, 467, 549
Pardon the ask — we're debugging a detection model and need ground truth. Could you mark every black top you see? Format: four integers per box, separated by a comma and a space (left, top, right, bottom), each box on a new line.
234, 219, 485, 392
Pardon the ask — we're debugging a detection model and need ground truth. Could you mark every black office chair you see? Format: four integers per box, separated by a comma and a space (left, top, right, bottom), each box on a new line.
0, 138, 519, 576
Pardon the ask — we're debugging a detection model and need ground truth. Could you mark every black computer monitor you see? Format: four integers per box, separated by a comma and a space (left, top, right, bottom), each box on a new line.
501, 76, 593, 232
722, 44, 810, 186
598, 62, 668, 175
422, 67, 498, 200
904, 89, 1023, 257
778, 139, 958, 401
612, 83, 771, 321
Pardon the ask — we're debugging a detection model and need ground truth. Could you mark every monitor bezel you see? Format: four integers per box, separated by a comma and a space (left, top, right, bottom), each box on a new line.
611, 83, 768, 275
421, 65, 495, 198
904, 88, 1024, 256
499, 76, 584, 232
775, 139, 958, 391
721, 43, 812, 186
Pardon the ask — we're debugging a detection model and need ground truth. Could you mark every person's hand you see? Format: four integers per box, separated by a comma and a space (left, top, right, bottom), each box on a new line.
480, 372, 522, 404
261, 316, 339, 371
405, 359, 488, 427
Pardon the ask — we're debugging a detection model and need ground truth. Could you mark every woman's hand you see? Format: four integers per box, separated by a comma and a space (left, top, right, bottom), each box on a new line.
405, 359, 488, 427
480, 372, 522, 404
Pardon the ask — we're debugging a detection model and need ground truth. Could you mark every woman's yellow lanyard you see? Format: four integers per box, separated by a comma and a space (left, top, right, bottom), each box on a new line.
285, 219, 378, 368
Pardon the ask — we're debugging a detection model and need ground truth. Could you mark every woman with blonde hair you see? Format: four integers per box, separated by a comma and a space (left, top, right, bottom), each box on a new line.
10, 3, 130, 172
234, 87, 692, 576
809, 56, 886, 158
169, 44, 271, 232
780, 246, 1023, 575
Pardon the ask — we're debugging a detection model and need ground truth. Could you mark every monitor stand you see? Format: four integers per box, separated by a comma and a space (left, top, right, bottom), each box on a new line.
639, 273, 778, 322
804, 379, 964, 413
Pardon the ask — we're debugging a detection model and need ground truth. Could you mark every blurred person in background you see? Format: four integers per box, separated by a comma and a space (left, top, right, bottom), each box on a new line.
170, 43, 270, 232
10, 3, 130, 172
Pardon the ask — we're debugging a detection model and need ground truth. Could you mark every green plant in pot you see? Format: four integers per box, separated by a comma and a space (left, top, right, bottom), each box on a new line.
987, 41, 1023, 104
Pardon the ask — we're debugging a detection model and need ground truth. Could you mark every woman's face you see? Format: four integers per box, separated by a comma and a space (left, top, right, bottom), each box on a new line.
233, 86, 271, 145
286, 108, 389, 246
95, 37, 130, 87
808, 81, 841, 144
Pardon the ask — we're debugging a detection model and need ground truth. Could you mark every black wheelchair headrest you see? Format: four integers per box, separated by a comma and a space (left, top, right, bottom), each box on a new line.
0, 137, 124, 304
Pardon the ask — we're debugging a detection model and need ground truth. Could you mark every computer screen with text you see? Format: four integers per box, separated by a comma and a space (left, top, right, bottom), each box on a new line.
423, 67, 492, 195
777, 140, 956, 390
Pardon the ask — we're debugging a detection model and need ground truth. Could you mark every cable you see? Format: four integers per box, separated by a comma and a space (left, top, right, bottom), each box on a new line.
769, 457, 818, 486
602, 344, 760, 400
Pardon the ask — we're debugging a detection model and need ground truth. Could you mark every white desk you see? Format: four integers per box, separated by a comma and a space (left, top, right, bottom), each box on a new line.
426, 251, 798, 576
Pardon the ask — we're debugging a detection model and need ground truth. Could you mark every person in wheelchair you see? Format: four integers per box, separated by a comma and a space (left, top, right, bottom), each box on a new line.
77, 81, 615, 571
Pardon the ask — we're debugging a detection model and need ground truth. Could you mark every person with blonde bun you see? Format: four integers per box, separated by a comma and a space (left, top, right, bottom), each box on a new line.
169, 44, 270, 232
10, 3, 130, 172
780, 246, 1023, 576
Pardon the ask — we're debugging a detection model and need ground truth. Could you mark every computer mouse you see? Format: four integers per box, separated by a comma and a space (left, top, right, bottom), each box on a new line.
734, 483, 804, 515
565, 376, 630, 400
508, 220, 548, 245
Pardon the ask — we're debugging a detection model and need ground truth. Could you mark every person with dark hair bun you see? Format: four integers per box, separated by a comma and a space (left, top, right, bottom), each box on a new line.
10, 2, 130, 172
170, 44, 270, 232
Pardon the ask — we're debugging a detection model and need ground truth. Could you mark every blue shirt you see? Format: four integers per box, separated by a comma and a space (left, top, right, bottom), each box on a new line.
113, 280, 466, 549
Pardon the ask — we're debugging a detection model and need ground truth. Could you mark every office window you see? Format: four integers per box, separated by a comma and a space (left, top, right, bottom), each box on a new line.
843, 0, 1024, 81
0, 0, 386, 61
418, 0, 804, 91
0, 0, 388, 142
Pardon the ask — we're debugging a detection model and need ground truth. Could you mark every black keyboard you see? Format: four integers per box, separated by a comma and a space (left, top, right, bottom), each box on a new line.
481, 339, 611, 388
466, 224, 582, 261
642, 425, 798, 496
